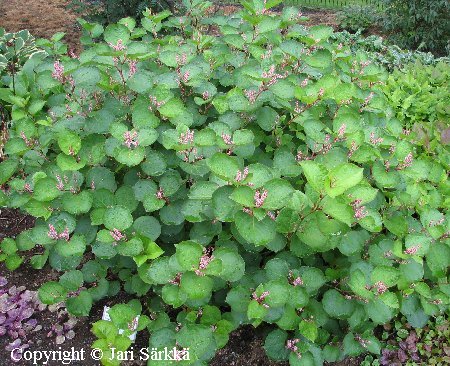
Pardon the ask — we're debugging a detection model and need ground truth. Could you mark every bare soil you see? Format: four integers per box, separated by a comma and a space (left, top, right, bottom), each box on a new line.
0, 0, 81, 52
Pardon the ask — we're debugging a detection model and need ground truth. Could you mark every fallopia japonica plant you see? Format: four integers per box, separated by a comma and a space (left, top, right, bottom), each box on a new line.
0, 0, 449, 364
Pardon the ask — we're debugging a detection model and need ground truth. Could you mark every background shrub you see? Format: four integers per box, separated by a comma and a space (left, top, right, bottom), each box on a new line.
381, 0, 450, 56
337, 5, 379, 34
0, 29, 43, 158
382, 61, 450, 150
68, 0, 180, 25
332, 31, 450, 71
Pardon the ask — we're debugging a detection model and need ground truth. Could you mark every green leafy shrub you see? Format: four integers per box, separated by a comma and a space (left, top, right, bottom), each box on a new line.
1, 28, 43, 157
0, 28, 41, 82
337, 6, 379, 34
0, 0, 449, 364
382, 61, 450, 151
68, 0, 180, 26
332, 31, 450, 71
380, 0, 450, 56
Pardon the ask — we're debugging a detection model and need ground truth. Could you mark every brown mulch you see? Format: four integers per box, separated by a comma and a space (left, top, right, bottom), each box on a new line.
210, 4, 338, 29
0, 208, 35, 240
0, 0, 81, 52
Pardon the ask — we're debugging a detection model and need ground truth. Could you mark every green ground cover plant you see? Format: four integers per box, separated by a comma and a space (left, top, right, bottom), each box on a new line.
0, 0, 448, 365
337, 5, 379, 34
331, 31, 450, 71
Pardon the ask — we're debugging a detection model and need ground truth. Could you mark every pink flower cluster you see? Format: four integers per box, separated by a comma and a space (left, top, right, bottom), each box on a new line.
195, 247, 215, 276
52, 61, 65, 82
402, 129, 411, 136
109, 39, 126, 51
110, 228, 126, 242
244, 66, 288, 104
202, 91, 210, 100
178, 71, 190, 84
355, 334, 371, 349
128, 60, 137, 78
260, 45, 273, 60
244, 89, 258, 104
156, 187, 165, 200
369, 132, 383, 145
262, 65, 288, 87
374, 281, 387, 295
47, 224, 70, 241
429, 218, 444, 227
168, 272, 182, 286
338, 124, 347, 139
123, 131, 139, 149
20, 131, 34, 147
296, 134, 335, 162
252, 290, 270, 308
148, 96, 166, 111
404, 245, 421, 255
127, 317, 139, 332
359, 92, 374, 112
23, 183, 33, 193
179, 129, 195, 144
350, 199, 367, 220
235, 167, 249, 182
242, 207, 253, 216
286, 338, 301, 358
347, 141, 359, 158
288, 271, 303, 286
56, 175, 65, 191
179, 146, 203, 163
254, 189, 268, 208
221, 133, 233, 145
175, 53, 187, 66
396, 152, 413, 170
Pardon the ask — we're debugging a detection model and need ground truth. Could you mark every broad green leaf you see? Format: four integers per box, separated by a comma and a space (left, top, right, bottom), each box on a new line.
234, 211, 276, 246
324, 163, 364, 197
103, 206, 133, 230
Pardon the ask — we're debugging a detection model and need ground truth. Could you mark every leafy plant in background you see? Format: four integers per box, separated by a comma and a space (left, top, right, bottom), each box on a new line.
337, 6, 379, 34
0, 29, 43, 158
68, 0, 181, 26
0, 0, 449, 365
331, 31, 450, 71
382, 61, 450, 152
0, 29, 41, 84
380, 0, 450, 56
